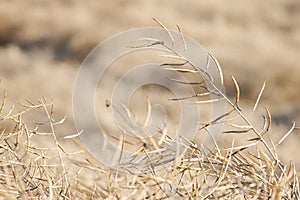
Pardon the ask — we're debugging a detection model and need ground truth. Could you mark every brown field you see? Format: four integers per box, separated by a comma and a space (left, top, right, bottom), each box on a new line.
0, 0, 299, 199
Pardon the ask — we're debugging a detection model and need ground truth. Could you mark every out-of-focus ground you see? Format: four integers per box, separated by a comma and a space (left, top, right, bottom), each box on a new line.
0, 0, 300, 165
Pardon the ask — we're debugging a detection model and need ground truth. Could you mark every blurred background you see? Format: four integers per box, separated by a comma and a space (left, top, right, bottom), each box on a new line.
0, 0, 299, 165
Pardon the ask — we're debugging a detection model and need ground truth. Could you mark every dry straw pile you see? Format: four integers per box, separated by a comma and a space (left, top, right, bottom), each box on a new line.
0, 25, 299, 199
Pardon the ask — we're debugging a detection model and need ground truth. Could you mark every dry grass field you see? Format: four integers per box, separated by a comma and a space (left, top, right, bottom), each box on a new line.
0, 0, 300, 199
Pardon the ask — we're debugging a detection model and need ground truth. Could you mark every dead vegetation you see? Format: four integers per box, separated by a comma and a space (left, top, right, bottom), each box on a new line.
0, 23, 299, 198
0, 97, 299, 199
0, 1, 300, 198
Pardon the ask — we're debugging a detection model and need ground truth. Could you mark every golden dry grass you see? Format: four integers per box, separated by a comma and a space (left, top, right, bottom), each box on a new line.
1, 32, 300, 198
0, 0, 300, 199
0, 95, 299, 199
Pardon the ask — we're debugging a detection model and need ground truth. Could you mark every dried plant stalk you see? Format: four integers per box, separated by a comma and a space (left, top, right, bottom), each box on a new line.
0, 23, 299, 199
